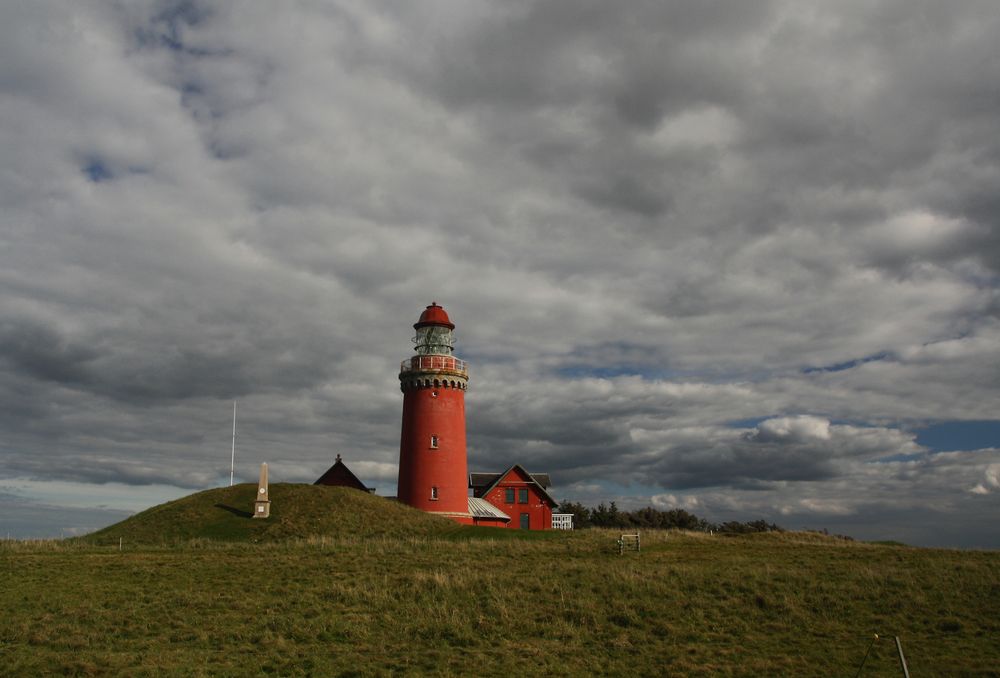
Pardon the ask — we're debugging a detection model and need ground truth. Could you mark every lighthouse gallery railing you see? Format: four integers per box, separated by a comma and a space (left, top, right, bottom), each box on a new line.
400, 355, 468, 377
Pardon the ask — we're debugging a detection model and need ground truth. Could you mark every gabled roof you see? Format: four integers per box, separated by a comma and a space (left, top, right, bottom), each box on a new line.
468, 497, 510, 521
470, 471, 551, 489
314, 455, 371, 492
469, 472, 501, 489
469, 464, 558, 507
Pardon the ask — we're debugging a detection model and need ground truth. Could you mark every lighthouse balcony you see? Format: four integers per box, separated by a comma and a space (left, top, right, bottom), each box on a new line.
399, 355, 469, 378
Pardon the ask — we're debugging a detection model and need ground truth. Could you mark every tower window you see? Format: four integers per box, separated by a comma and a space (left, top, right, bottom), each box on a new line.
430, 435, 439, 449
431, 391, 438, 398
430, 486, 439, 500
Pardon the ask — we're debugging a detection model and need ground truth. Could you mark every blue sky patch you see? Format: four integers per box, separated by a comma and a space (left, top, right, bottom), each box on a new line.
83, 160, 112, 182
915, 420, 1000, 452
725, 416, 772, 429
802, 351, 892, 374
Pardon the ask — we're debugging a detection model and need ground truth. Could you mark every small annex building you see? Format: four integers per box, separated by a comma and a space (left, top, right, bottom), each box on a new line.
467, 497, 512, 527
470, 464, 558, 530
315, 454, 375, 493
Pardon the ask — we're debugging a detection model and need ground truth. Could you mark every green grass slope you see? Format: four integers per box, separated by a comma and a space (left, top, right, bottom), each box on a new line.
81, 483, 460, 545
4, 529, 999, 675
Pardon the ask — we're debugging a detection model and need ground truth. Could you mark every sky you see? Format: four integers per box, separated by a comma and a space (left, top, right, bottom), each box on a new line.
1, 1, 998, 547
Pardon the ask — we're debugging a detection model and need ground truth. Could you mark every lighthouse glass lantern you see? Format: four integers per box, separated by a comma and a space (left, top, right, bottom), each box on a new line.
396, 302, 473, 524
413, 323, 454, 355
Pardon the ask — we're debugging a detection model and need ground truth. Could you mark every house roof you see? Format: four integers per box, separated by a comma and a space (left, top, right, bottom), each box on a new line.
314, 455, 371, 491
469, 472, 501, 489
469, 464, 558, 507
468, 497, 511, 521
470, 471, 551, 489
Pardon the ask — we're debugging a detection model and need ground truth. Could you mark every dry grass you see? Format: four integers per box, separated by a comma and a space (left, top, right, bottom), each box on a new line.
3, 489, 998, 675
2, 528, 999, 676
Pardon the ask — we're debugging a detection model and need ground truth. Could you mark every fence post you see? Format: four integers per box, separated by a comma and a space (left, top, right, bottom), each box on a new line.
894, 636, 910, 678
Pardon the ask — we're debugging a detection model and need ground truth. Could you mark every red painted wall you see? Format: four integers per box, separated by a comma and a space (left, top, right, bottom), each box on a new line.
472, 516, 508, 528
397, 383, 470, 519
481, 467, 554, 530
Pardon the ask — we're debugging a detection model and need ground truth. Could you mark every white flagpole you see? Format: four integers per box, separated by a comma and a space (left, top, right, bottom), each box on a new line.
230, 400, 237, 486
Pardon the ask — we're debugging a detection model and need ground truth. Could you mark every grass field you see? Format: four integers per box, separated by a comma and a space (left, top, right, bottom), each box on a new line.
2, 485, 998, 676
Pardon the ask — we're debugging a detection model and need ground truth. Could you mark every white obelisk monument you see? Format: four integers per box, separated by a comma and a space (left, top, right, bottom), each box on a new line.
253, 462, 270, 519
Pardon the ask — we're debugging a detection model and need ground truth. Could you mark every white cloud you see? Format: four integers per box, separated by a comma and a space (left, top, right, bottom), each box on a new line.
984, 463, 1000, 491
0, 1, 999, 546
750, 416, 832, 443
650, 493, 701, 511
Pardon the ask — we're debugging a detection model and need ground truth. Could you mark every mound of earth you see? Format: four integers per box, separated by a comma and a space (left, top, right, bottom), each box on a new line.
81, 483, 460, 545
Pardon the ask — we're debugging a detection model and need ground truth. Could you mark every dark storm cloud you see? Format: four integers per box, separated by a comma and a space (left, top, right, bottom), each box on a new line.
401, 0, 1000, 269
0, 319, 99, 386
393, 1, 764, 219
1, 1, 999, 545
417, 0, 767, 115
643, 417, 921, 490
0, 312, 339, 403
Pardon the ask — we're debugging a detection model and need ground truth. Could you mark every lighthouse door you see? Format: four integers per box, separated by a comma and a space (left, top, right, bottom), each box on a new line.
520, 513, 530, 530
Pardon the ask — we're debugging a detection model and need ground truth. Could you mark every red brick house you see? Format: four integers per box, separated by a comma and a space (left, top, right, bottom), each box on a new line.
469, 465, 557, 530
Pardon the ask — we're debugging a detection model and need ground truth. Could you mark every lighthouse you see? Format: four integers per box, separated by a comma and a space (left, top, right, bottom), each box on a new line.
396, 302, 473, 524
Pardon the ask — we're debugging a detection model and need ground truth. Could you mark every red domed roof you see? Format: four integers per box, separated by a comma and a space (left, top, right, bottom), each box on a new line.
414, 302, 455, 329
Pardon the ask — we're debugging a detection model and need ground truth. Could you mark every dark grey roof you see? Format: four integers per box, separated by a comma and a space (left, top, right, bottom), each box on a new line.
314, 455, 370, 491
469, 472, 501, 489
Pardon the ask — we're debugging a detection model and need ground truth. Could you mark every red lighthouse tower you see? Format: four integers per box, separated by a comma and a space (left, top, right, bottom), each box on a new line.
396, 303, 473, 523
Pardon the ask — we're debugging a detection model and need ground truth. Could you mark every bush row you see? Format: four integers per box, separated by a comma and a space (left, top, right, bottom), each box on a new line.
557, 500, 782, 533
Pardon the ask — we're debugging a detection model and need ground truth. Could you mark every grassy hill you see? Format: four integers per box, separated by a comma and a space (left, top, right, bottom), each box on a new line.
3, 500, 998, 675
81, 483, 462, 544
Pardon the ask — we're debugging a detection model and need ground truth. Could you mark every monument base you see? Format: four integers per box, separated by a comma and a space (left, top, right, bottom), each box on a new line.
253, 500, 271, 519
